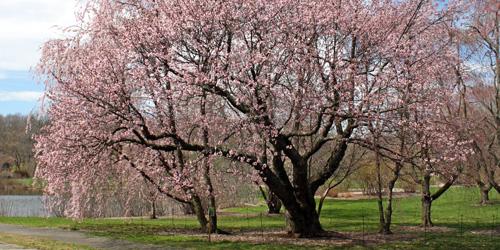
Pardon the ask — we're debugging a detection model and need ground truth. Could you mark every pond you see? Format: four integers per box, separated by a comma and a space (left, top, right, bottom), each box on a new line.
0, 195, 51, 217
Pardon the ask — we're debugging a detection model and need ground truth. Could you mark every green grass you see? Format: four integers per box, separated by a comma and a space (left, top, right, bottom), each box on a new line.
0, 178, 42, 195
0, 232, 95, 250
13, 178, 34, 186
0, 187, 498, 249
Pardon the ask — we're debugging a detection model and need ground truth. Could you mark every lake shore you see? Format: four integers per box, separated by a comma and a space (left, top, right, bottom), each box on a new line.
0, 178, 41, 196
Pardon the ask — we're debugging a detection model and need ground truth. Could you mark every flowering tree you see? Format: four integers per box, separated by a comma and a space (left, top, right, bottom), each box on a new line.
36, 0, 463, 237
352, 59, 470, 233
459, 0, 500, 195
462, 98, 499, 204
409, 112, 472, 227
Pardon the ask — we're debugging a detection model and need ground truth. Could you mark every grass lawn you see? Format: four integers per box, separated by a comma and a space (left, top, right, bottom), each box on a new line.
0, 232, 94, 250
0, 186, 498, 249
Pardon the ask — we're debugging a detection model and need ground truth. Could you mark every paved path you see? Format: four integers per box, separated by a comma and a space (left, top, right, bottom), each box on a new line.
0, 242, 33, 250
0, 223, 175, 250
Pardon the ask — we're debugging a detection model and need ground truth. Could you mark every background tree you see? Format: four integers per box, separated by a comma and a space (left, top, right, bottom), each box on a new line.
0, 114, 45, 177
442, 0, 500, 204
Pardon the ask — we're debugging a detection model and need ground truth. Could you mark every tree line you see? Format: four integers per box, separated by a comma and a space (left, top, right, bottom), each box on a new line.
0, 114, 45, 177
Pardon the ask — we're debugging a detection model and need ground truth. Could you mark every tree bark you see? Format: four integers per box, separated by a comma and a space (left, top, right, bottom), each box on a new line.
200, 91, 227, 234
421, 172, 433, 227
420, 172, 456, 227
191, 195, 208, 232
149, 200, 157, 219
422, 196, 433, 227
266, 191, 282, 214
380, 172, 400, 235
375, 159, 399, 235
284, 207, 324, 237
375, 151, 387, 234
261, 150, 329, 237
374, 144, 396, 235
180, 203, 195, 215
257, 184, 282, 214
479, 184, 491, 205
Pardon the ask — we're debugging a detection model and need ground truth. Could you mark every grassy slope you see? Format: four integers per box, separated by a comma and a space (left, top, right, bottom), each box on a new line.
0, 187, 498, 249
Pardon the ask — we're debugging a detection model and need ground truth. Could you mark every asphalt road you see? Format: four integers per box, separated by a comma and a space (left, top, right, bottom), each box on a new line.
0, 223, 174, 250
0, 242, 33, 250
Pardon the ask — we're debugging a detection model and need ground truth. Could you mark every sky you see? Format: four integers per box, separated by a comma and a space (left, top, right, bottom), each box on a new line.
0, 0, 78, 115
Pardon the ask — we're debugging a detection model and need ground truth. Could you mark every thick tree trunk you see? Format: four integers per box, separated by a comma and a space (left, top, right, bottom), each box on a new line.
207, 196, 217, 233
264, 159, 326, 237
285, 207, 324, 237
256, 126, 351, 238
206, 187, 220, 233
191, 195, 208, 232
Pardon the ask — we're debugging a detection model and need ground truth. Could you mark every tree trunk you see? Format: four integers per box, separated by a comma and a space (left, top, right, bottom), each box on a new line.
376, 197, 387, 234
380, 177, 398, 235
256, 128, 352, 237
206, 189, 218, 233
374, 147, 393, 234
149, 200, 157, 219
381, 200, 394, 234
421, 173, 433, 227
266, 191, 282, 214
479, 185, 491, 205
316, 191, 328, 217
376, 184, 397, 235
258, 184, 281, 214
191, 195, 208, 232
474, 166, 492, 205
180, 203, 195, 215
200, 91, 222, 234
284, 207, 324, 237
422, 197, 433, 227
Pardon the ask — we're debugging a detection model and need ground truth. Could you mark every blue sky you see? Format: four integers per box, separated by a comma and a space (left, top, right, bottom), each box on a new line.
0, 0, 77, 115
0, 71, 44, 114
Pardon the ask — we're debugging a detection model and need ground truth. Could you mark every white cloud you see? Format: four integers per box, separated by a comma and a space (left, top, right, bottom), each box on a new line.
0, 0, 79, 71
464, 61, 493, 75
0, 91, 43, 102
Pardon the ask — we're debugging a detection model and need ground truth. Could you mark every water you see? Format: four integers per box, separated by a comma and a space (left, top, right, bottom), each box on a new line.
0, 195, 51, 217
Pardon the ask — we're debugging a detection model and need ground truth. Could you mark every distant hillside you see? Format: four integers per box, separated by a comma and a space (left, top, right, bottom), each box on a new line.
0, 114, 46, 178
0, 178, 42, 195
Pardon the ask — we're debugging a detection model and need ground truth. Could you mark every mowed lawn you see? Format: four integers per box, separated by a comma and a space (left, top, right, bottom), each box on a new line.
0, 187, 498, 249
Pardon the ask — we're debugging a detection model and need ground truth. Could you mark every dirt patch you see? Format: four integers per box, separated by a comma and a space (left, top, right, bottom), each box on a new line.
330, 192, 418, 200
398, 225, 456, 233
470, 228, 500, 237
159, 229, 419, 247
